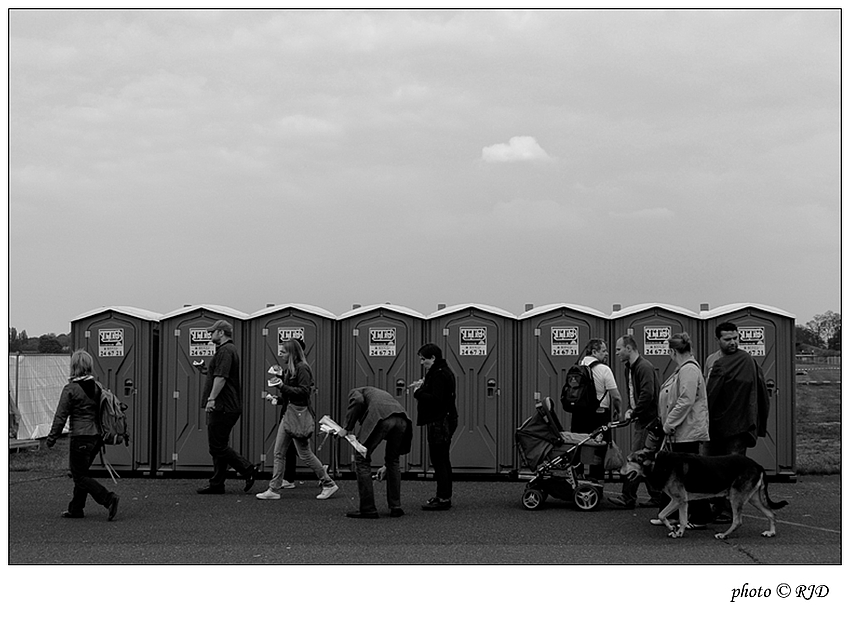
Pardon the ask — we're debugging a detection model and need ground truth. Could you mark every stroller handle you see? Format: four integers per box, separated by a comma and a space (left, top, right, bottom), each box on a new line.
606, 417, 636, 430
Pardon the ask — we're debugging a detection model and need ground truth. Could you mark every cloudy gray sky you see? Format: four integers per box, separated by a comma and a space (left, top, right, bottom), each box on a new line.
8, 9, 840, 335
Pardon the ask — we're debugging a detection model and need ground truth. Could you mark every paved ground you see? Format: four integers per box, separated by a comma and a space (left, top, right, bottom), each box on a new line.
8, 469, 840, 565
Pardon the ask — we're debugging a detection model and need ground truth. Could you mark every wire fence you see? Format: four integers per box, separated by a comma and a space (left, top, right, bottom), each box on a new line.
8, 354, 70, 440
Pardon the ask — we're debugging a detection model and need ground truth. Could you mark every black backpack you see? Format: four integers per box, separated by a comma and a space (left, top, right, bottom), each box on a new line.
560, 359, 601, 415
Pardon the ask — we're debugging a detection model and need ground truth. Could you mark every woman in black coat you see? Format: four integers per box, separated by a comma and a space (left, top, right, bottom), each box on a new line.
46, 349, 119, 520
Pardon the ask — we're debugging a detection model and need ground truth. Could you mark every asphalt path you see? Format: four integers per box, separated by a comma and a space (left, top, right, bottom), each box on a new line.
7, 470, 840, 565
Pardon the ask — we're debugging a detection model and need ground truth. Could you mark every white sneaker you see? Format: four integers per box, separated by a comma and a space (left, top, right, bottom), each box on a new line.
280, 480, 296, 489
316, 483, 339, 500
256, 489, 281, 500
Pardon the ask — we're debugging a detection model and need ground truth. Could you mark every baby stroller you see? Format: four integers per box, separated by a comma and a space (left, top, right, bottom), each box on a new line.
515, 397, 633, 511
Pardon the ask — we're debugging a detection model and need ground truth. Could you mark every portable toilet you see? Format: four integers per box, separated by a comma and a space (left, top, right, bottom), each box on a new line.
609, 303, 702, 451
336, 303, 427, 474
425, 303, 517, 474
701, 303, 796, 477
71, 306, 162, 474
157, 305, 249, 474
247, 303, 337, 476
518, 303, 610, 435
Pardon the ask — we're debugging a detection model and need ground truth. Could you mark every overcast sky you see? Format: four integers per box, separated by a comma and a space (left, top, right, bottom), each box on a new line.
7, 9, 841, 336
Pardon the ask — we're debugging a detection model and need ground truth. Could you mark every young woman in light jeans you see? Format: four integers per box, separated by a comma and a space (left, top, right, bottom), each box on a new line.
256, 339, 338, 500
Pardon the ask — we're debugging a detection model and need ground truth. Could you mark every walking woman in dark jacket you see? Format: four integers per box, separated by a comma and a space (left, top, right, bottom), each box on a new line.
412, 343, 459, 510
46, 349, 119, 520
255, 339, 338, 500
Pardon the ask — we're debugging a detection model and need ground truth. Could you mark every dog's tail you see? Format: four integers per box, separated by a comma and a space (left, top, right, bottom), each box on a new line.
761, 474, 789, 510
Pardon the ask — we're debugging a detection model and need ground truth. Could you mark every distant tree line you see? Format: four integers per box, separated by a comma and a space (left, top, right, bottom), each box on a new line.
796, 310, 841, 353
8, 328, 70, 354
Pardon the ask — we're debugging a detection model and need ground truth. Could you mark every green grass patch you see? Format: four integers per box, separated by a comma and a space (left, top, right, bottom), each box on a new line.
795, 383, 841, 475
9, 437, 69, 472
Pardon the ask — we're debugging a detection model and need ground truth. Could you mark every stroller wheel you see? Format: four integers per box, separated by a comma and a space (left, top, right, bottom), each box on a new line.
521, 488, 547, 510
573, 484, 600, 511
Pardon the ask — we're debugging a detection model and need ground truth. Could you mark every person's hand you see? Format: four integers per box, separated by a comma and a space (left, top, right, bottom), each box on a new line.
663, 424, 675, 435
205, 399, 216, 413
336, 427, 348, 438
624, 409, 633, 420
409, 379, 424, 391
375, 466, 387, 482
45, 437, 55, 449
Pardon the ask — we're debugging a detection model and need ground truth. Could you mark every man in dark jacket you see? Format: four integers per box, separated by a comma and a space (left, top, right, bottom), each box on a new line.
609, 335, 663, 509
339, 386, 413, 519
705, 322, 770, 456
704, 321, 770, 523
412, 343, 459, 511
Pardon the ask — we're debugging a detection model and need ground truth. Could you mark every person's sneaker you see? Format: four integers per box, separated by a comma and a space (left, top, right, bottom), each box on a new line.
346, 511, 379, 519
61, 510, 85, 519
608, 495, 636, 509
243, 465, 258, 493
280, 480, 296, 489
389, 508, 405, 518
196, 485, 225, 495
316, 483, 339, 500
421, 497, 451, 511
256, 489, 281, 500
107, 494, 120, 521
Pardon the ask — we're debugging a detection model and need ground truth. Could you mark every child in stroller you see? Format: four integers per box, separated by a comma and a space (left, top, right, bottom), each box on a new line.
516, 397, 633, 510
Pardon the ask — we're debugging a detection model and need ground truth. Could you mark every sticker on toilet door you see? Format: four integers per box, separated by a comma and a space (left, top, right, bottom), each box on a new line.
98, 329, 124, 357
190, 328, 216, 357
460, 327, 487, 356
369, 328, 396, 356
643, 326, 671, 356
739, 326, 766, 357
551, 326, 579, 356
278, 327, 306, 356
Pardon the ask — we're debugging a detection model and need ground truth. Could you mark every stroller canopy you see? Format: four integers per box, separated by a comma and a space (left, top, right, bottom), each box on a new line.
516, 398, 565, 470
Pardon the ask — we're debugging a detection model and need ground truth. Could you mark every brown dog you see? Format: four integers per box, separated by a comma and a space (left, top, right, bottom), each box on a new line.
621, 449, 788, 539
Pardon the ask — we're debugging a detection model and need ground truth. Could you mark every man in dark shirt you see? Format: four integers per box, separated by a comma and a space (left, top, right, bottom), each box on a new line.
609, 334, 663, 509
196, 319, 256, 494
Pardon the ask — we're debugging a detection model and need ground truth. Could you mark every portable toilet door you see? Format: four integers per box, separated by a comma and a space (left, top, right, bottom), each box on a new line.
71, 306, 162, 474
609, 303, 702, 452
247, 304, 337, 476
337, 304, 426, 474
700, 303, 796, 477
158, 305, 249, 473
426, 303, 517, 474
518, 303, 610, 440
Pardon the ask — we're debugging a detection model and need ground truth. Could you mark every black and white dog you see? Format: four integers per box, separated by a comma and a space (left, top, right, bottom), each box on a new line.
621, 449, 788, 540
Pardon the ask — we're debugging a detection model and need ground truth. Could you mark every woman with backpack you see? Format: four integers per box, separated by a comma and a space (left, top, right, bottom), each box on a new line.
255, 339, 339, 500
45, 349, 119, 520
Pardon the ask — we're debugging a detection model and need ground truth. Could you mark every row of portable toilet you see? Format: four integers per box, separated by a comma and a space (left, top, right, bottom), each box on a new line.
70, 301, 796, 480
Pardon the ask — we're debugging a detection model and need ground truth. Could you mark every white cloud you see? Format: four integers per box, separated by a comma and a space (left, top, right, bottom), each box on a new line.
481, 136, 552, 162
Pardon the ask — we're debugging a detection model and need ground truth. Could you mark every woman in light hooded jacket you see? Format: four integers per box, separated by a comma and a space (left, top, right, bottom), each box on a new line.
659, 332, 710, 447
654, 332, 711, 527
